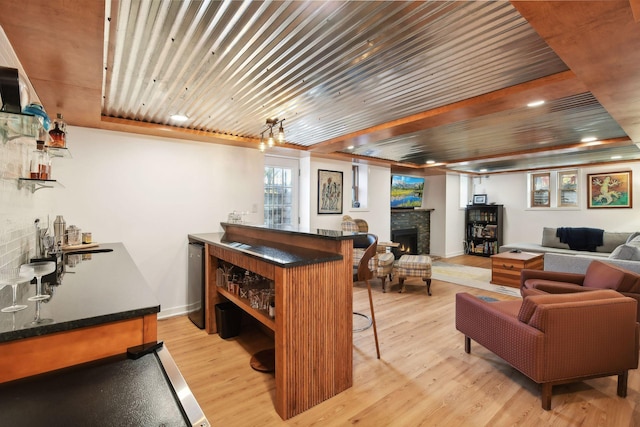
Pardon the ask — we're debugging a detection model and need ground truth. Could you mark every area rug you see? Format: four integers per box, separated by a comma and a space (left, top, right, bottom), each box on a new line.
431, 261, 521, 297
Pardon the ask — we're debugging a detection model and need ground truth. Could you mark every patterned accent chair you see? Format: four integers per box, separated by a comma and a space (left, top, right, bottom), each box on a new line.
341, 216, 395, 291
456, 290, 639, 410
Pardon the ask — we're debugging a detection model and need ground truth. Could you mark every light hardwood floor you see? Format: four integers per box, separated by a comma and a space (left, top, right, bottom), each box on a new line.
158, 255, 640, 426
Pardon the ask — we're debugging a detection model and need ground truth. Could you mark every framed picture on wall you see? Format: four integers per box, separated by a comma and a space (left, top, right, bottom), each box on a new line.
472, 194, 487, 205
317, 169, 343, 214
587, 170, 632, 208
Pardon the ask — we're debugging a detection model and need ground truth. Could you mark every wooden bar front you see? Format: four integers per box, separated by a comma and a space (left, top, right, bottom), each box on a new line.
200, 225, 354, 420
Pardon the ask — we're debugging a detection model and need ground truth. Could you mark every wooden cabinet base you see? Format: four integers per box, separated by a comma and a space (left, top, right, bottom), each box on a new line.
491, 252, 544, 288
0, 314, 157, 384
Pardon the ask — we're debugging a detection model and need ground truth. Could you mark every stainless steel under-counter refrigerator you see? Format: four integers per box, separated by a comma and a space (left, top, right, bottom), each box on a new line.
187, 241, 205, 329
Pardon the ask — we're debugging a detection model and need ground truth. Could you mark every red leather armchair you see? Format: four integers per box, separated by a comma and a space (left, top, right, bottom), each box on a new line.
521, 259, 640, 321
456, 290, 639, 410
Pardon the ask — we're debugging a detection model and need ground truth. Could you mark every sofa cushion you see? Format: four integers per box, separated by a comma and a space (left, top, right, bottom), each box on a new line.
626, 232, 640, 243
625, 235, 640, 249
598, 232, 634, 253
541, 227, 570, 249
609, 244, 640, 261
517, 289, 623, 325
583, 261, 626, 289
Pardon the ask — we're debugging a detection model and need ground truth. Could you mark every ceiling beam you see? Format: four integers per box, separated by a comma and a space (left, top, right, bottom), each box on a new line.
309, 70, 587, 154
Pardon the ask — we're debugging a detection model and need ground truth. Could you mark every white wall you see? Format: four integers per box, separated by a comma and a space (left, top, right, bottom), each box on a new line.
52, 127, 265, 317
308, 158, 391, 241
474, 163, 640, 245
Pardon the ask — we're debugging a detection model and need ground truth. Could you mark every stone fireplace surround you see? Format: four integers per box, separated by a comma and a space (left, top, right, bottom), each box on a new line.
390, 209, 432, 255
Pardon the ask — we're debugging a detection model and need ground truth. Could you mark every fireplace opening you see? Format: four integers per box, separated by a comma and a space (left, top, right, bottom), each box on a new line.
391, 228, 418, 259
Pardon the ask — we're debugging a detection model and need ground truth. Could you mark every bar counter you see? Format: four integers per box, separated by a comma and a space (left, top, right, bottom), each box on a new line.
190, 222, 357, 420
189, 225, 352, 267
0, 242, 160, 383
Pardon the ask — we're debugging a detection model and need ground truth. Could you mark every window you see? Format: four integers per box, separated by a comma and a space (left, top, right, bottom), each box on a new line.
558, 170, 578, 207
531, 172, 550, 207
352, 164, 360, 207
351, 163, 368, 209
264, 158, 298, 226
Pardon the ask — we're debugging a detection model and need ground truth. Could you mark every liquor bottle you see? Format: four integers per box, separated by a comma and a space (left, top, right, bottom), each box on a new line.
29, 142, 46, 179
48, 113, 67, 148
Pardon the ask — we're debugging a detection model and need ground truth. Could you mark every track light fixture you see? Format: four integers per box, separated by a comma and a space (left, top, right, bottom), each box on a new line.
258, 118, 285, 152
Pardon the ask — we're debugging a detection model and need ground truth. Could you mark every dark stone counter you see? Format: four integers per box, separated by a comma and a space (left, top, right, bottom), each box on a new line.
219, 222, 359, 240
0, 243, 160, 344
189, 231, 345, 267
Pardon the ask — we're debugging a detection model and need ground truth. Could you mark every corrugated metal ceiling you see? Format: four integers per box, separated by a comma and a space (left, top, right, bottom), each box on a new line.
102, 0, 637, 173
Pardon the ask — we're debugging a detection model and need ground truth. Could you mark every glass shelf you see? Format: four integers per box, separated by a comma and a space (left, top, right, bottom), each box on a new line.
46, 146, 72, 158
0, 111, 40, 142
18, 178, 65, 193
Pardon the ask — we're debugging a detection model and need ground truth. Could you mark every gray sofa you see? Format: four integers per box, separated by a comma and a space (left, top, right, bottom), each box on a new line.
544, 252, 640, 275
500, 227, 640, 275
499, 227, 633, 257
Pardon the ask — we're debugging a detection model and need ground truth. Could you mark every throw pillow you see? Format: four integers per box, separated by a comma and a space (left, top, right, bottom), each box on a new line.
626, 235, 640, 249
541, 227, 570, 249
609, 244, 640, 261
627, 232, 640, 243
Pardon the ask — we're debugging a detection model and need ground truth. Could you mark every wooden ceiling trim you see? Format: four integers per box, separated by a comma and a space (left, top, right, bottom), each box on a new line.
513, 0, 640, 142
101, 116, 265, 149
447, 137, 631, 165
310, 70, 587, 154
0, 0, 105, 128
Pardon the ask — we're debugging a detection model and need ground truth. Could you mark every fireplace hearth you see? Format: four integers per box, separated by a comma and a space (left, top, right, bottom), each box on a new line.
391, 228, 418, 259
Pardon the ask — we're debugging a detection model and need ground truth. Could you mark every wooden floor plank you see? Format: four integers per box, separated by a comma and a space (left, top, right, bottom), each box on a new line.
158, 255, 640, 426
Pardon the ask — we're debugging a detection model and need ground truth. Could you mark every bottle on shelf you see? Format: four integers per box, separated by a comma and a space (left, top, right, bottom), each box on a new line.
29, 141, 51, 180
48, 113, 66, 148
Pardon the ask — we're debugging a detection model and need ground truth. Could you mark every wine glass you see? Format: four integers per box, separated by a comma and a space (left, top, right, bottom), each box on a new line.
0, 265, 34, 313
25, 300, 53, 327
23, 261, 56, 302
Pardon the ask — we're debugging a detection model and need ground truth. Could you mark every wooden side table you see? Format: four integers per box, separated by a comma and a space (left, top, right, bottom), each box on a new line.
490, 251, 544, 288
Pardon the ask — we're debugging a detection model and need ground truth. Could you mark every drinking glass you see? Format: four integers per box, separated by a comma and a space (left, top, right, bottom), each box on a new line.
23, 261, 55, 301
25, 300, 53, 327
0, 266, 34, 313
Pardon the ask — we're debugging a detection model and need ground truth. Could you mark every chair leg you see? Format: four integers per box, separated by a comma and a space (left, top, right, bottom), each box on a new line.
423, 278, 432, 296
365, 279, 381, 359
380, 275, 387, 293
398, 277, 405, 293
464, 336, 471, 354
618, 371, 629, 397
541, 383, 552, 410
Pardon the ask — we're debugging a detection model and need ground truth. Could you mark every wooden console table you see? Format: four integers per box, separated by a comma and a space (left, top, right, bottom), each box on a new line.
190, 224, 357, 420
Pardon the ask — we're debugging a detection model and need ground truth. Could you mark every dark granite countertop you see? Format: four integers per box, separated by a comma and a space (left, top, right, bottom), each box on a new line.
219, 222, 360, 240
189, 230, 347, 267
0, 243, 160, 344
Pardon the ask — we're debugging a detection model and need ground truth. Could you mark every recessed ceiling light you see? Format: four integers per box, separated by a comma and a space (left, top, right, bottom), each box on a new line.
347, 145, 354, 150
426, 160, 435, 164
459, 161, 469, 166
170, 114, 189, 122
611, 155, 622, 160
581, 136, 597, 143
479, 168, 488, 173
527, 100, 545, 107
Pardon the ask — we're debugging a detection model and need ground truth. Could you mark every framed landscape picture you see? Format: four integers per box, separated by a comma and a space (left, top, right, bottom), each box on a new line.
318, 169, 343, 214
587, 170, 632, 208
